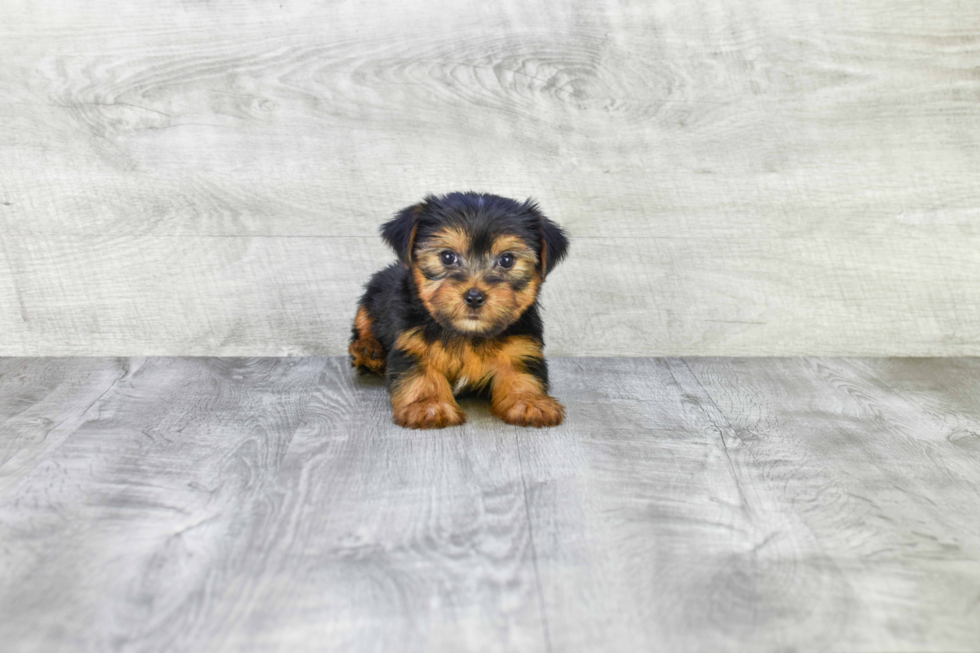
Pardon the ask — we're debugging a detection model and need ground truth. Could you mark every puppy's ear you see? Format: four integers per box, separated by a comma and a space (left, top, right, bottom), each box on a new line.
380, 203, 424, 266
526, 200, 569, 281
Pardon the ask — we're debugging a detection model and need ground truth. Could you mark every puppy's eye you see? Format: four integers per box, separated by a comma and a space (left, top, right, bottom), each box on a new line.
497, 253, 516, 269
440, 251, 458, 266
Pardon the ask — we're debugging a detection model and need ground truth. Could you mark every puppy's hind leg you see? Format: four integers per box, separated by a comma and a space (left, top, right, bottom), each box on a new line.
349, 305, 386, 374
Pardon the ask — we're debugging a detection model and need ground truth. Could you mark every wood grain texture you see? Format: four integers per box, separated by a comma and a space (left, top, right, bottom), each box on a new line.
2, 356, 980, 652
682, 356, 980, 651
2, 0, 980, 355
0, 357, 548, 652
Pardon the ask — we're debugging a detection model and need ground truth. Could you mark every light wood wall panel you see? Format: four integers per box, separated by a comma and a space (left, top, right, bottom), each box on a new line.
2, 0, 979, 355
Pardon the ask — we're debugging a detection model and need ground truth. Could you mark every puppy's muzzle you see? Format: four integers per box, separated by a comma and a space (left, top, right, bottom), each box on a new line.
463, 288, 486, 308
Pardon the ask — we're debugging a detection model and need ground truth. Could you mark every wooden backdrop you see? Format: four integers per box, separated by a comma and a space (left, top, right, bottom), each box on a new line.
2, 0, 979, 356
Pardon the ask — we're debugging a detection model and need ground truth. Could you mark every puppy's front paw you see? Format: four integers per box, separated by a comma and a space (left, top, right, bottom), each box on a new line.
349, 337, 386, 374
495, 394, 565, 428
393, 398, 467, 429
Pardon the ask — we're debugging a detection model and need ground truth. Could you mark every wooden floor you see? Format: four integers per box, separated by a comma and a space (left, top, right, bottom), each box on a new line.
2, 357, 980, 652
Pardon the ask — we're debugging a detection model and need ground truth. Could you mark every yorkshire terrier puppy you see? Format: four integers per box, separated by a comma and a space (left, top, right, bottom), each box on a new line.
350, 192, 569, 429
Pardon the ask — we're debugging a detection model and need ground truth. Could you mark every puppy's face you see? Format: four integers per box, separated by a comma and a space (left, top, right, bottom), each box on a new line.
381, 193, 569, 338
413, 227, 539, 336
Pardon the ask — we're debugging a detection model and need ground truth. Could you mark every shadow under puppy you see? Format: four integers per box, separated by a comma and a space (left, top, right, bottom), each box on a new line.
350, 192, 569, 429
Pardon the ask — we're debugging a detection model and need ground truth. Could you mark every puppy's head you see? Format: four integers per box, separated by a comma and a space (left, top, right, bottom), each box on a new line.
381, 192, 569, 337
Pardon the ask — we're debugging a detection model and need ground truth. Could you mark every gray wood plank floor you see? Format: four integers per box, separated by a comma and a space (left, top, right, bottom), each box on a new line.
1, 357, 979, 652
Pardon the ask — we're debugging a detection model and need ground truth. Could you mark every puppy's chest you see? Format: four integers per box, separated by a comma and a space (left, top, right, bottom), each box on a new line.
396, 328, 542, 393
422, 340, 497, 393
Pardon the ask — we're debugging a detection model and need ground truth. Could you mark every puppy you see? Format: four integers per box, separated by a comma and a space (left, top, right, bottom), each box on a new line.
349, 192, 569, 429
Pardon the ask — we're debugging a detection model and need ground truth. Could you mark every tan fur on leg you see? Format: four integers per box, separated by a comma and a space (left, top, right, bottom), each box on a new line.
350, 306, 386, 374
391, 369, 466, 429
490, 340, 564, 427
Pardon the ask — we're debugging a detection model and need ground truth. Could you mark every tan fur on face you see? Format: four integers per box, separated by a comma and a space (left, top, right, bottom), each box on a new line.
422, 226, 470, 256
411, 227, 542, 336
491, 235, 534, 257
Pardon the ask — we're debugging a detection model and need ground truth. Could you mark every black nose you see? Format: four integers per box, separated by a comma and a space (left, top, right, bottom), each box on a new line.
464, 288, 486, 308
